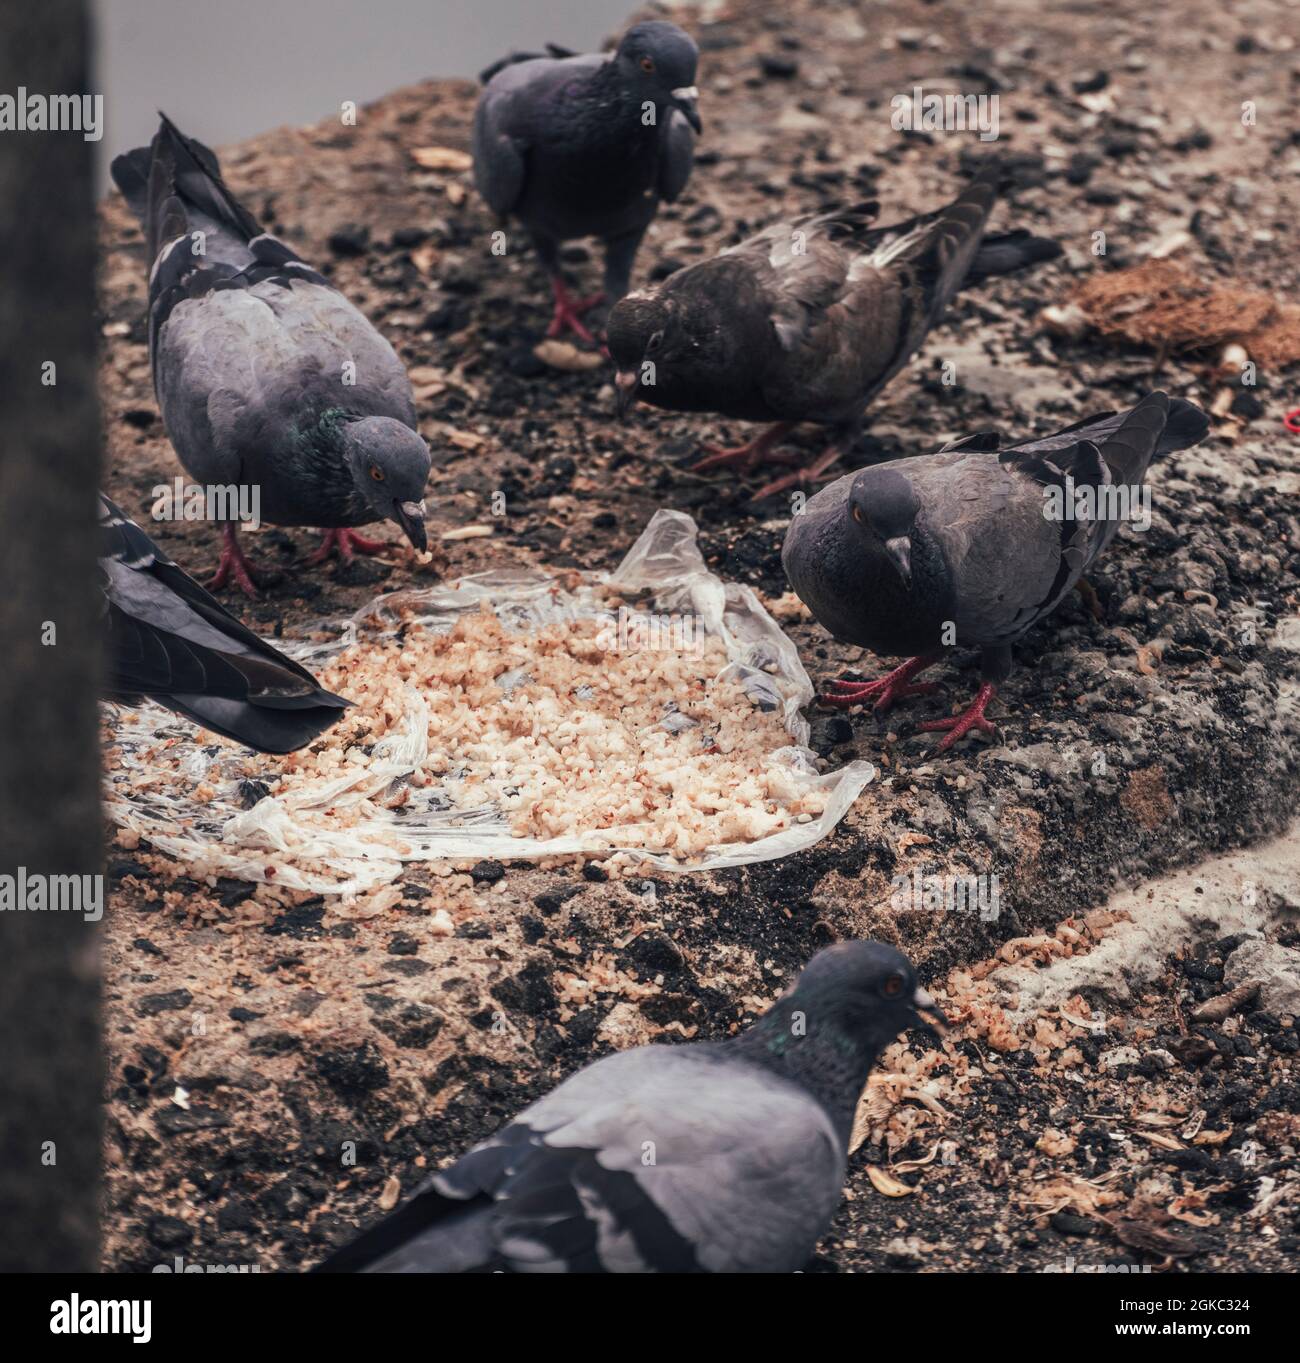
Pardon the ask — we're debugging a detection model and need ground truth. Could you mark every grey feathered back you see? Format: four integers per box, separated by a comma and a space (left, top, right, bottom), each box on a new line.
110, 116, 423, 529
784, 394, 1210, 660
610, 165, 1060, 427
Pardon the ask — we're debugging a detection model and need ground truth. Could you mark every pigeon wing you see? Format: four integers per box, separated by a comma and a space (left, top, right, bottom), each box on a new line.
723, 171, 997, 424
319, 1046, 844, 1274
717, 203, 913, 423
100, 496, 348, 752
656, 106, 695, 203
471, 83, 528, 218
907, 449, 1077, 645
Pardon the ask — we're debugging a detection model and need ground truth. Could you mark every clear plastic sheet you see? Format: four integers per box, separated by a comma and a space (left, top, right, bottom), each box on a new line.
105, 511, 875, 895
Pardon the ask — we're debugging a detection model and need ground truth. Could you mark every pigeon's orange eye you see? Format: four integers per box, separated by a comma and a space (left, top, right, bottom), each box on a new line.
883, 973, 905, 998
369, 465, 385, 482
851, 504, 865, 525
640, 56, 655, 73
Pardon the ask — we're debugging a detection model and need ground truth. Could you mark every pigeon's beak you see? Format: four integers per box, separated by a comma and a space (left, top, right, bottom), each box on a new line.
910, 986, 948, 1043
885, 535, 912, 589
614, 370, 641, 422
393, 498, 427, 552
671, 86, 702, 134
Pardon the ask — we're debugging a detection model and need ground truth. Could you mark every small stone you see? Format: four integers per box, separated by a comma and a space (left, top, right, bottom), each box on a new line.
327, 225, 370, 257
1050, 1212, 1094, 1237
626, 931, 685, 974
759, 54, 799, 78
1225, 940, 1300, 1015
155, 1105, 230, 1135
314, 1042, 390, 1096
390, 227, 429, 249
137, 989, 192, 1016
248, 1031, 300, 1057
1102, 132, 1140, 158
217, 1200, 258, 1233
534, 884, 583, 915
1065, 152, 1099, 185
146, 1215, 192, 1250
1072, 70, 1110, 94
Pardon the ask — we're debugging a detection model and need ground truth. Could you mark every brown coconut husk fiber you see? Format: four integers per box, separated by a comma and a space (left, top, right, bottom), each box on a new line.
1069, 260, 1300, 369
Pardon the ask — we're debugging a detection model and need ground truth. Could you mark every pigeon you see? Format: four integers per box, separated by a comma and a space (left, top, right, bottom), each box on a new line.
100, 494, 348, 753
608, 163, 1061, 499
782, 393, 1210, 751
110, 114, 431, 596
313, 940, 945, 1273
472, 20, 701, 345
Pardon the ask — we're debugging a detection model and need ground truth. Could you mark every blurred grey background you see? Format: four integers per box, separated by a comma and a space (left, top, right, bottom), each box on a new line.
94, 0, 631, 187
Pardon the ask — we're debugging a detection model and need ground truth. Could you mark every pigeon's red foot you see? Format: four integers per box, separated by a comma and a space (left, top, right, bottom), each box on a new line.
818, 656, 939, 714
917, 682, 999, 754
207, 524, 262, 598
692, 423, 797, 474
545, 279, 606, 344
750, 445, 846, 502
308, 527, 389, 565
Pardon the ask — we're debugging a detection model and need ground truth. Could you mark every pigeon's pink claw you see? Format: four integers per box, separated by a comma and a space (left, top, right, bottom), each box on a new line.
207, 523, 262, 598
545, 278, 605, 343
818, 656, 939, 714
692, 423, 796, 473
749, 445, 846, 501
307, 528, 390, 565
918, 682, 999, 753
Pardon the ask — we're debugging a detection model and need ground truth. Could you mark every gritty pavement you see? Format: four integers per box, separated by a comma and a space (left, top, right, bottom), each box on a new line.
98, 0, 1298, 1272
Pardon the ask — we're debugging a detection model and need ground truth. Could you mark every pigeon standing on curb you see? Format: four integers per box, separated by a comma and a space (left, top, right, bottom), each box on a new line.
781, 393, 1210, 752
313, 940, 944, 1273
472, 21, 701, 345
100, 495, 349, 753
111, 114, 432, 596
608, 164, 1060, 500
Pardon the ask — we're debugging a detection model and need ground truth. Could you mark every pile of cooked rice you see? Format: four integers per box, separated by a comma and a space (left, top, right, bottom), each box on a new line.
278, 603, 828, 861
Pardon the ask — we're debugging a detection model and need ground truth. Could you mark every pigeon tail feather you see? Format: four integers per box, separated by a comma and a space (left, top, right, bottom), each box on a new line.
112, 113, 263, 264
312, 1182, 497, 1273
479, 41, 578, 85
1157, 396, 1212, 456
965, 229, 1063, 283
108, 146, 153, 221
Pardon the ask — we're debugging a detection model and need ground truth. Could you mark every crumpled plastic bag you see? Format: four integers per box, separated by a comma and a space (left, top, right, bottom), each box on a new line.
105, 510, 874, 895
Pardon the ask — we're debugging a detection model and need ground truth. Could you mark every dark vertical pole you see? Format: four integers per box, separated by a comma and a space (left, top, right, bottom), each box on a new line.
0, 0, 103, 1272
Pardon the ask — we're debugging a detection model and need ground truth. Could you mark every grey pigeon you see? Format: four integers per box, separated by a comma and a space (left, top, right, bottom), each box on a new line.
782, 393, 1210, 751
472, 21, 701, 345
314, 940, 944, 1273
100, 495, 348, 753
608, 164, 1060, 499
110, 115, 431, 596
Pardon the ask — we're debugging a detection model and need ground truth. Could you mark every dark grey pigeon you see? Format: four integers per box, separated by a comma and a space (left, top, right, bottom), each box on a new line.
782, 393, 1210, 751
110, 115, 431, 596
100, 495, 348, 753
313, 940, 944, 1273
472, 20, 700, 345
608, 164, 1060, 500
